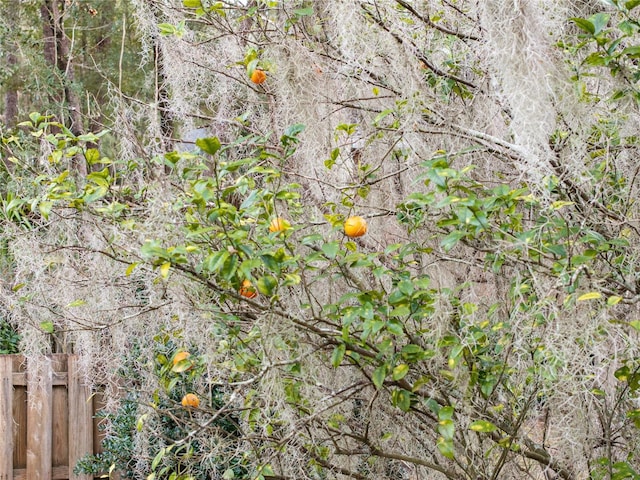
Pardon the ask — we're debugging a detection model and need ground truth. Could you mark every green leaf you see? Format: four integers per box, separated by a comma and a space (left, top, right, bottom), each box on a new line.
221, 254, 238, 280
40, 321, 54, 334
386, 319, 404, 336
438, 406, 454, 420
438, 418, 455, 440
469, 420, 498, 433
628, 408, 640, 429
331, 344, 346, 367
171, 359, 192, 373
626, 0, 640, 10
83, 185, 108, 203
222, 469, 235, 480
239, 258, 263, 279
283, 123, 306, 138
390, 305, 411, 317
196, 137, 222, 156
29, 112, 47, 126
282, 273, 301, 286
293, 7, 314, 16
38, 201, 52, 220
205, 251, 230, 273
391, 389, 412, 411
260, 254, 281, 274
373, 109, 394, 125
441, 230, 465, 251
590, 13, 610, 35
85, 148, 101, 165
622, 45, 640, 58
577, 291, 602, 301
372, 364, 387, 389
151, 448, 165, 471
258, 465, 275, 476
321, 241, 339, 259
257, 275, 278, 296
157, 23, 176, 36
571, 17, 595, 35
183, 0, 202, 7
614, 365, 630, 382
392, 363, 409, 380
436, 437, 455, 459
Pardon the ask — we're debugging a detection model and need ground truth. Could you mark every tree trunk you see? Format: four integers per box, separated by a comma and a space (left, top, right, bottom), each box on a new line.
40, 0, 87, 176
4, 53, 19, 129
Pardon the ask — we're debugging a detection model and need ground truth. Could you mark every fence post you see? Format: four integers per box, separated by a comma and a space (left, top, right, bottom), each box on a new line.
68, 355, 92, 480
0, 356, 13, 480
26, 357, 52, 480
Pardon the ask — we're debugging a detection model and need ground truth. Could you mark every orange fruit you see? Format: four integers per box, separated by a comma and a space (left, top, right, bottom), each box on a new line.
269, 217, 291, 233
181, 393, 200, 408
172, 351, 190, 366
344, 216, 367, 238
250, 69, 267, 84
239, 279, 258, 299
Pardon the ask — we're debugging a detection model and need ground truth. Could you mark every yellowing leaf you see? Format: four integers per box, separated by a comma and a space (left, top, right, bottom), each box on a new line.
137, 413, 148, 432
577, 292, 602, 301
607, 295, 622, 306
469, 420, 498, 432
550, 200, 574, 210
372, 365, 387, 389
160, 262, 171, 279
40, 321, 54, 334
125, 262, 139, 276
67, 299, 87, 307
392, 364, 409, 381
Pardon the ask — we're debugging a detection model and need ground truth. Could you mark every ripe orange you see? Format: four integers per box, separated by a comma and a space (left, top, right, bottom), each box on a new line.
172, 351, 190, 366
181, 393, 200, 408
239, 279, 258, 299
269, 217, 291, 233
250, 69, 267, 84
344, 216, 367, 238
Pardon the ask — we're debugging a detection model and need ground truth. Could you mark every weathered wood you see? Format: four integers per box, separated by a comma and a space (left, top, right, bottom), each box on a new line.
0, 356, 13, 480
12, 357, 27, 475
26, 357, 53, 480
52, 355, 69, 472
12, 372, 68, 387
13, 465, 68, 480
68, 355, 92, 480
2, 354, 113, 479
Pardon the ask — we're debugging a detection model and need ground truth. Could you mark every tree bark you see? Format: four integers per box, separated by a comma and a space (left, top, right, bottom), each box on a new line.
4, 53, 19, 129
40, 0, 87, 176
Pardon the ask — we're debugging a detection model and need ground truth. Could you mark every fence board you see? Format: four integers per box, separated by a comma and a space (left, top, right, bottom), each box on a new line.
68, 355, 93, 480
11, 356, 27, 476
0, 354, 105, 480
26, 357, 53, 480
52, 356, 69, 470
0, 356, 13, 480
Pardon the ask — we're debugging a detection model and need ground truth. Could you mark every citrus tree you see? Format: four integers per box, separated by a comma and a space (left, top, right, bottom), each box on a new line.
2, 1, 640, 479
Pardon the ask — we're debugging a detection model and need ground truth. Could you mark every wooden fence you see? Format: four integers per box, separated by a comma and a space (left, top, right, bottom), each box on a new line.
0, 354, 105, 480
